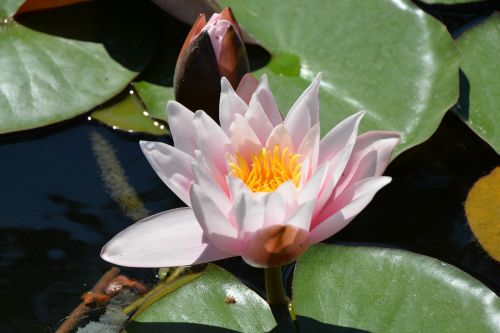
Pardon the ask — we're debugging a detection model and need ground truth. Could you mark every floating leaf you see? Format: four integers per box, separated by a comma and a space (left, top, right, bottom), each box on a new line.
294, 244, 500, 333
465, 167, 500, 262
90, 90, 167, 136
0, 0, 158, 134
455, 14, 500, 153
218, 0, 460, 157
127, 264, 276, 333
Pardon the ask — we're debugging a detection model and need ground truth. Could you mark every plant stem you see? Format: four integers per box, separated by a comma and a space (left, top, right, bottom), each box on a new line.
264, 266, 288, 308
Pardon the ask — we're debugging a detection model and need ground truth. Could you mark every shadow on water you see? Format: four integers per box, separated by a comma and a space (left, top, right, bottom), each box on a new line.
126, 316, 369, 333
454, 70, 470, 121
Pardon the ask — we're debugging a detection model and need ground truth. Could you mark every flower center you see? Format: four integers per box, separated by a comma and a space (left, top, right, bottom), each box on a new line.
229, 145, 301, 192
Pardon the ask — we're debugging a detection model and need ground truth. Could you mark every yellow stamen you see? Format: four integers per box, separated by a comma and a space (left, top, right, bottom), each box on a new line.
229, 145, 302, 192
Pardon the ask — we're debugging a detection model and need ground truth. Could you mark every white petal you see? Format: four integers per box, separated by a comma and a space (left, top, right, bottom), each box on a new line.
233, 191, 265, 235
297, 124, 320, 181
310, 176, 392, 243
101, 208, 234, 267
266, 124, 295, 152
298, 163, 330, 205
284, 74, 321, 148
285, 200, 316, 231
245, 94, 274, 144
167, 101, 197, 156
219, 77, 248, 135
140, 141, 195, 206
190, 184, 240, 253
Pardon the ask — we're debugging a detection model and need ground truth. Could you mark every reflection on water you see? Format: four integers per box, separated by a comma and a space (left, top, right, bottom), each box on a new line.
0, 112, 498, 331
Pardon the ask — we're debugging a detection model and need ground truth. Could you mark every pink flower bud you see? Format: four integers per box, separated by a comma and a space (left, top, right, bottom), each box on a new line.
174, 8, 250, 122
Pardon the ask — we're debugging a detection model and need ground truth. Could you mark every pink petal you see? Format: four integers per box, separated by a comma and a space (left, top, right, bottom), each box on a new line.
266, 124, 295, 153
167, 101, 197, 156
310, 176, 392, 243
335, 131, 400, 195
284, 74, 321, 148
297, 124, 320, 182
233, 191, 265, 235
100, 208, 234, 267
140, 141, 195, 206
190, 184, 240, 253
285, 201, 316, 231
219, 77, 248, 134
229, 114, 262, 159
245, 94, 274, 144
298, 163, 330, 205
193, 110, 232, 175
192, 164, 231, 217
252, 75, 283, 127
236, 73, 259, 104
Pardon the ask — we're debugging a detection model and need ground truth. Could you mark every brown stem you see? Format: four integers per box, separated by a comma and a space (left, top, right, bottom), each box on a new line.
55, 267, 120, 333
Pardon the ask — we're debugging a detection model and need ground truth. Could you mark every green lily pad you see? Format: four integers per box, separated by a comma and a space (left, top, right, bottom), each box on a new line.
90, 90, 167, 136
127, 264, 276, 333
0, 0, 23, 20
132, 13, 189, 121
218, 0, 460, 157
455, 14, 500, 153
0, 0, 158, 134
293, 244, 500, 333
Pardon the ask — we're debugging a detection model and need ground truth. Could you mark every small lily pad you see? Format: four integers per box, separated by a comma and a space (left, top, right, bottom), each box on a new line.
455, 13, 500, 153
465, 167, 500, 262
90, 90, 167, 136
294, 244, 500, 333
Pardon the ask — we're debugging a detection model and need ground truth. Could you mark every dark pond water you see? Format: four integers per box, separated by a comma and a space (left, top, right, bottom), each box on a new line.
1, 110, 498, 332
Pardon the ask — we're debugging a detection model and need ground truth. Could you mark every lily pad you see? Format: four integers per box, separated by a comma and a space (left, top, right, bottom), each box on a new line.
455, 13, 500, 153
90, 90, 167, 136
0, 0, 158, 134
293, 244, 500, 333
218, 0, 460, 157
0, 0, 23, 20
465, 167, 500, 262
127, 264, 276, 333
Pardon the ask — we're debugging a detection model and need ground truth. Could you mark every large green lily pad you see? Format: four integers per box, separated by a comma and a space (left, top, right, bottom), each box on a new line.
455, 14, 500, 153
0, 0, 23, 21
293, 244, 500, 333
218, 0, 459, 157
127, 265, 276, 333
0, 0, 158, 134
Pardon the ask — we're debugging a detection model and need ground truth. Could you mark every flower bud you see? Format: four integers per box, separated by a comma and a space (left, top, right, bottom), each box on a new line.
174, 7, 250, 122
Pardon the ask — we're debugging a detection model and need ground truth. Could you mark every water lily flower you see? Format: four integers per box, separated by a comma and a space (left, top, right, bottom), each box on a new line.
174, 7, 250, 122
101, 74, 400, 268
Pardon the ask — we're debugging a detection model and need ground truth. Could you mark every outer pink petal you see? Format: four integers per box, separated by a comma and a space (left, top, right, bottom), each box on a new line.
190, 184, 240, 253
229, 114, 262, 160
236, 73, 259, 104
335, 131, 400, 195
193, 110, 232, 175
284, 74, 321, 148
219, 77, 248, 134
310, 176, 392, 242
167, 100, 197, 157
140, 141, 195, 206
100, 208, 234, 267
253, 75, 283, 126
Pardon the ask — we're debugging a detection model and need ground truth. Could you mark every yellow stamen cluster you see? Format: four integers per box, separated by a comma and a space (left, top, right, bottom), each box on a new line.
229, 145, 302, 192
